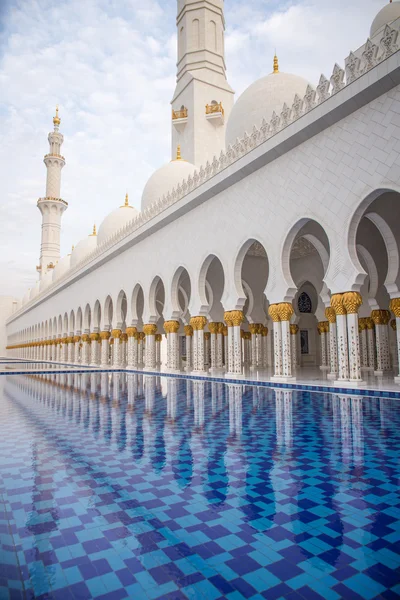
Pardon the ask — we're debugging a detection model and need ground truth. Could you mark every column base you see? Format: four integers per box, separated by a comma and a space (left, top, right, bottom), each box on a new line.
374, 370, 384, 377
319, 366, 329, 371
362, 366, 374, 372
210, 367, 224, 374
327, 372, 338, 380
225, 372, 245, 379
191, 370, 208, 376
271, 376, 297, 383
143, 367, 158, 373
333, 379, 367, 387
165, 368, 182, 374
184, 366, 192, 373
394, 376, 400, 384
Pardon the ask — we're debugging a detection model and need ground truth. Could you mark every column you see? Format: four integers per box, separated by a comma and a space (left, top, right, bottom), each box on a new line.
81, 334, 90, 366
223, 325, 228, 367
278, 303, 295, 381
217, 323, 224, 369
325, 307, 338, 380
371, 310, 391, 375
342, 292, 364, 384
268, 304, 282, 379
290, 325, 299, 374
67, 337, 74, 363
100, 331, 111, 368
121, 333, 128, 367
249, 324, 259, 369
56, 339, 61, 362
111, 329, 122, 368
224, 311, 244, 377
190, 317, 207, 373
365, 318, 376, 370
155, 334, 162, 367
208, 323, 219, 371
261, 326, 269, 368
164, 321, 180, 371
184, 325, 193, 371
52, 339, 57, 362
318, 322, 328, 370
390, 299, 400, 383
126, 327, 138, 369
143, 324, 157, 371
331, 294, 350, 382
204, 332, 211, 368
90, 333, 100, 366
358, 318, 369, 370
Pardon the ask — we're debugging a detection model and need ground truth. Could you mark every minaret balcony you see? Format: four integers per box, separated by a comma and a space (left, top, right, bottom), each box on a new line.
206, 102, 224, 126
37, 197, 68, 207
172, 107, 188, 131
44, 153, 65, 160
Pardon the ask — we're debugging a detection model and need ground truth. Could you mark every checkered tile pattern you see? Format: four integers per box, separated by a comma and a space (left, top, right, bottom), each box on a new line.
0, 372, 399, 599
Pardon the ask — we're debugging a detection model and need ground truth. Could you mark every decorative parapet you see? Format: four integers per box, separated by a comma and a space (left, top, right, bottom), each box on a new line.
11, 22, 400, 320
206, 102, 224, 116
172, 107, 188, 120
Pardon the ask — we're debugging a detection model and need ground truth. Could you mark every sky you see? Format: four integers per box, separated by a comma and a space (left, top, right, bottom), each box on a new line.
0, 0, 386, 297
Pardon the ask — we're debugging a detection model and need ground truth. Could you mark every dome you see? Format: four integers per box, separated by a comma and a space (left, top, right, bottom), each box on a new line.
141, 148, 196, 213
370, 1, 400, 37
30, 281, 40, 301
52, 254, 71, 282
39, 269, 53, 293
98, 194, 139, 246
70, 225, 98, 268
226, 57, 309, 147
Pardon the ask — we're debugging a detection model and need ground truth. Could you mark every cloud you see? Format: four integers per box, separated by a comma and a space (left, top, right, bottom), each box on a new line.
0, 0, 385, 297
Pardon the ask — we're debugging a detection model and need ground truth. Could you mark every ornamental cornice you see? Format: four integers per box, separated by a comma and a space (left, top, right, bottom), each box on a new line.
7, 27, 400, 326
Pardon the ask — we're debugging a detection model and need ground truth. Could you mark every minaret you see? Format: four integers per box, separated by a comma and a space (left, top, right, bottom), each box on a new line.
36, 107, 67, 279
171, 0, 234, 167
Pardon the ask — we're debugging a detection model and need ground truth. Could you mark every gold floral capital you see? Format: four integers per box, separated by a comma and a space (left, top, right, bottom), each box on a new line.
290, 324, 299, 335
164, 321, 180, 334
371, 310, 391, 326
365, 317, 374, 330
249, 323, 262, 335
143, 324, 157, 336
155, 334, 163, 342
208, 322, 219, 335
359, 318, 367, 331
342, 292, 362, 314
278, 303, 294, 322
90, 333, 100, 342
390, 319, 397, 331
100, 331, 110, 340
268, 304, 280, 322
190, 316, 207, 331
111, 329, 122, 339
204, 332, 211, 341
81, 334, 90, 343
261, 326, 269, 337
331, 294, 346, 316
126, 327, 138, 337
390, 298, 400, 318
184, 325, 193, 337
325, 307, 336, 324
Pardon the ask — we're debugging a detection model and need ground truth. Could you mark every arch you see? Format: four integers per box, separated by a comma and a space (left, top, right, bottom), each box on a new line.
365, 212, 399, 294
103, 296, 113, 330
63, 312, 68, 334
84, 303, 91, 331
171, 266, 192, 321
116, 290, 128, 327
282, 218, 331, 300
57, 315, 63, 336
93, 300, 101, 331
209, 19, 217, 51
76, 307, 83, 333
233, 239, 269, 320
192, 19, 199, 49
356, 244, 379, 300
69, 310, 75, 333
131, 284, 144, 324
198, 254, 226, 314
149, 276, 165, 322
52, 317, 57, 337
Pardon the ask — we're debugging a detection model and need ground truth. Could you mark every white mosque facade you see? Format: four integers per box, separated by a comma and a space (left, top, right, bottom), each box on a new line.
4, 0, 400, 386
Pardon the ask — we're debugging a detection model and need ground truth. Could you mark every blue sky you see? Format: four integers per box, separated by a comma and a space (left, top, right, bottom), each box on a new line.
0, 0, 385, 296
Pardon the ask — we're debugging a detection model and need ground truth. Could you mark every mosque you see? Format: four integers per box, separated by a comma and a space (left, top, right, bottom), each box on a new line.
3, 0, 400, 387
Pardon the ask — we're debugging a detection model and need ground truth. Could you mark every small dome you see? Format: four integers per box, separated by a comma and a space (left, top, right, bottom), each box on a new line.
30, 281, 40, 300
141, 148, 196, 212
70, 226, 98, 268
98, 195, 139, 246
52, 254, 71, 282
370, 1, 400, 37
226, 58, 309, 147
39, 269, 53, 293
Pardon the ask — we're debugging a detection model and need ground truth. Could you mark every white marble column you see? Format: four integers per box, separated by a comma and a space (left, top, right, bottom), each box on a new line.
81, 334, 90, 366
331, 294, 350, 382
121, 334, 128, 368
143, 324, 157, 371
111, 329, 122, 369
372, 310, 391, 375
164, 321, 180, 371
155, 334, 162, 367
359, 319, 369, 370
261, 327, 269, 368
184, 325, 193, 372
190, 317, 207, 373
365, 319, 376, 370
270, 310, 283, 378
325, 308, 338, 380
318, 322, 329, 370
290, 325, 298, 374
209, 323, 219, 372
90, 333, 100, 366
242, 331, 250, 367
224, 311, 244, 377
204, 333, 211, 369
100, 331, 111, 368
280, 304, 295, 381
217, 325, 224, 369
342, 292, 364, 385
126, 328, 138, 369
390, 299, 400, 383
249, 324, 259, 369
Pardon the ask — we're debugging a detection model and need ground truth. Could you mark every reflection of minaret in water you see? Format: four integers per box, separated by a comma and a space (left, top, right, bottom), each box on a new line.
228, 384, 243, 438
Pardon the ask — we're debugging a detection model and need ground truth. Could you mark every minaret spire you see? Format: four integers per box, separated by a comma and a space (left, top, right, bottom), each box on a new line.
36, 107, 68, 279
171, 0, 234, 167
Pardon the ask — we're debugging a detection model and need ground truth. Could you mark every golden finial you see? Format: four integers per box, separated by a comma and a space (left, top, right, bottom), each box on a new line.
53, 104, 61, 127
176, 145, 182, 161
90, 224, 97, 236
72, 245, 75, 252
273, 53, 279, 74
120, 192, 132, 208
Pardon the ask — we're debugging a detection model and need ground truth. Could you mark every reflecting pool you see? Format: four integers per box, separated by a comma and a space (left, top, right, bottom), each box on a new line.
0, 372, 399, 599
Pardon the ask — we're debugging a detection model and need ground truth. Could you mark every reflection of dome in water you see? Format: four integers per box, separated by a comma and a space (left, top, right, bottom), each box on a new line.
141, 147, 196, 212
98, 195, 139, 246
226, 56, 309, 147
370, 1, 400, 37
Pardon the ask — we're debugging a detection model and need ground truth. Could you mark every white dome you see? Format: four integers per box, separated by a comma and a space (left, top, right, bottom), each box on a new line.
70, 231, 98, 268
226, 69, 309, 147
370, 1, 400, 37
30, 281, 40, 301
52, 254, 71, 282
39, 269, 53, 292
141, 157, 196, 213
98, 196, 139, 246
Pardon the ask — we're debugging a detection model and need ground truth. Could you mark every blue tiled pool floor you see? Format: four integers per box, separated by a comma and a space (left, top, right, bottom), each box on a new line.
0, 372, 399, 599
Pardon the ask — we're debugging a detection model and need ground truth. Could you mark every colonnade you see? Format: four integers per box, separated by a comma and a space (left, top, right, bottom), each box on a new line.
6, 294, 400, 385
